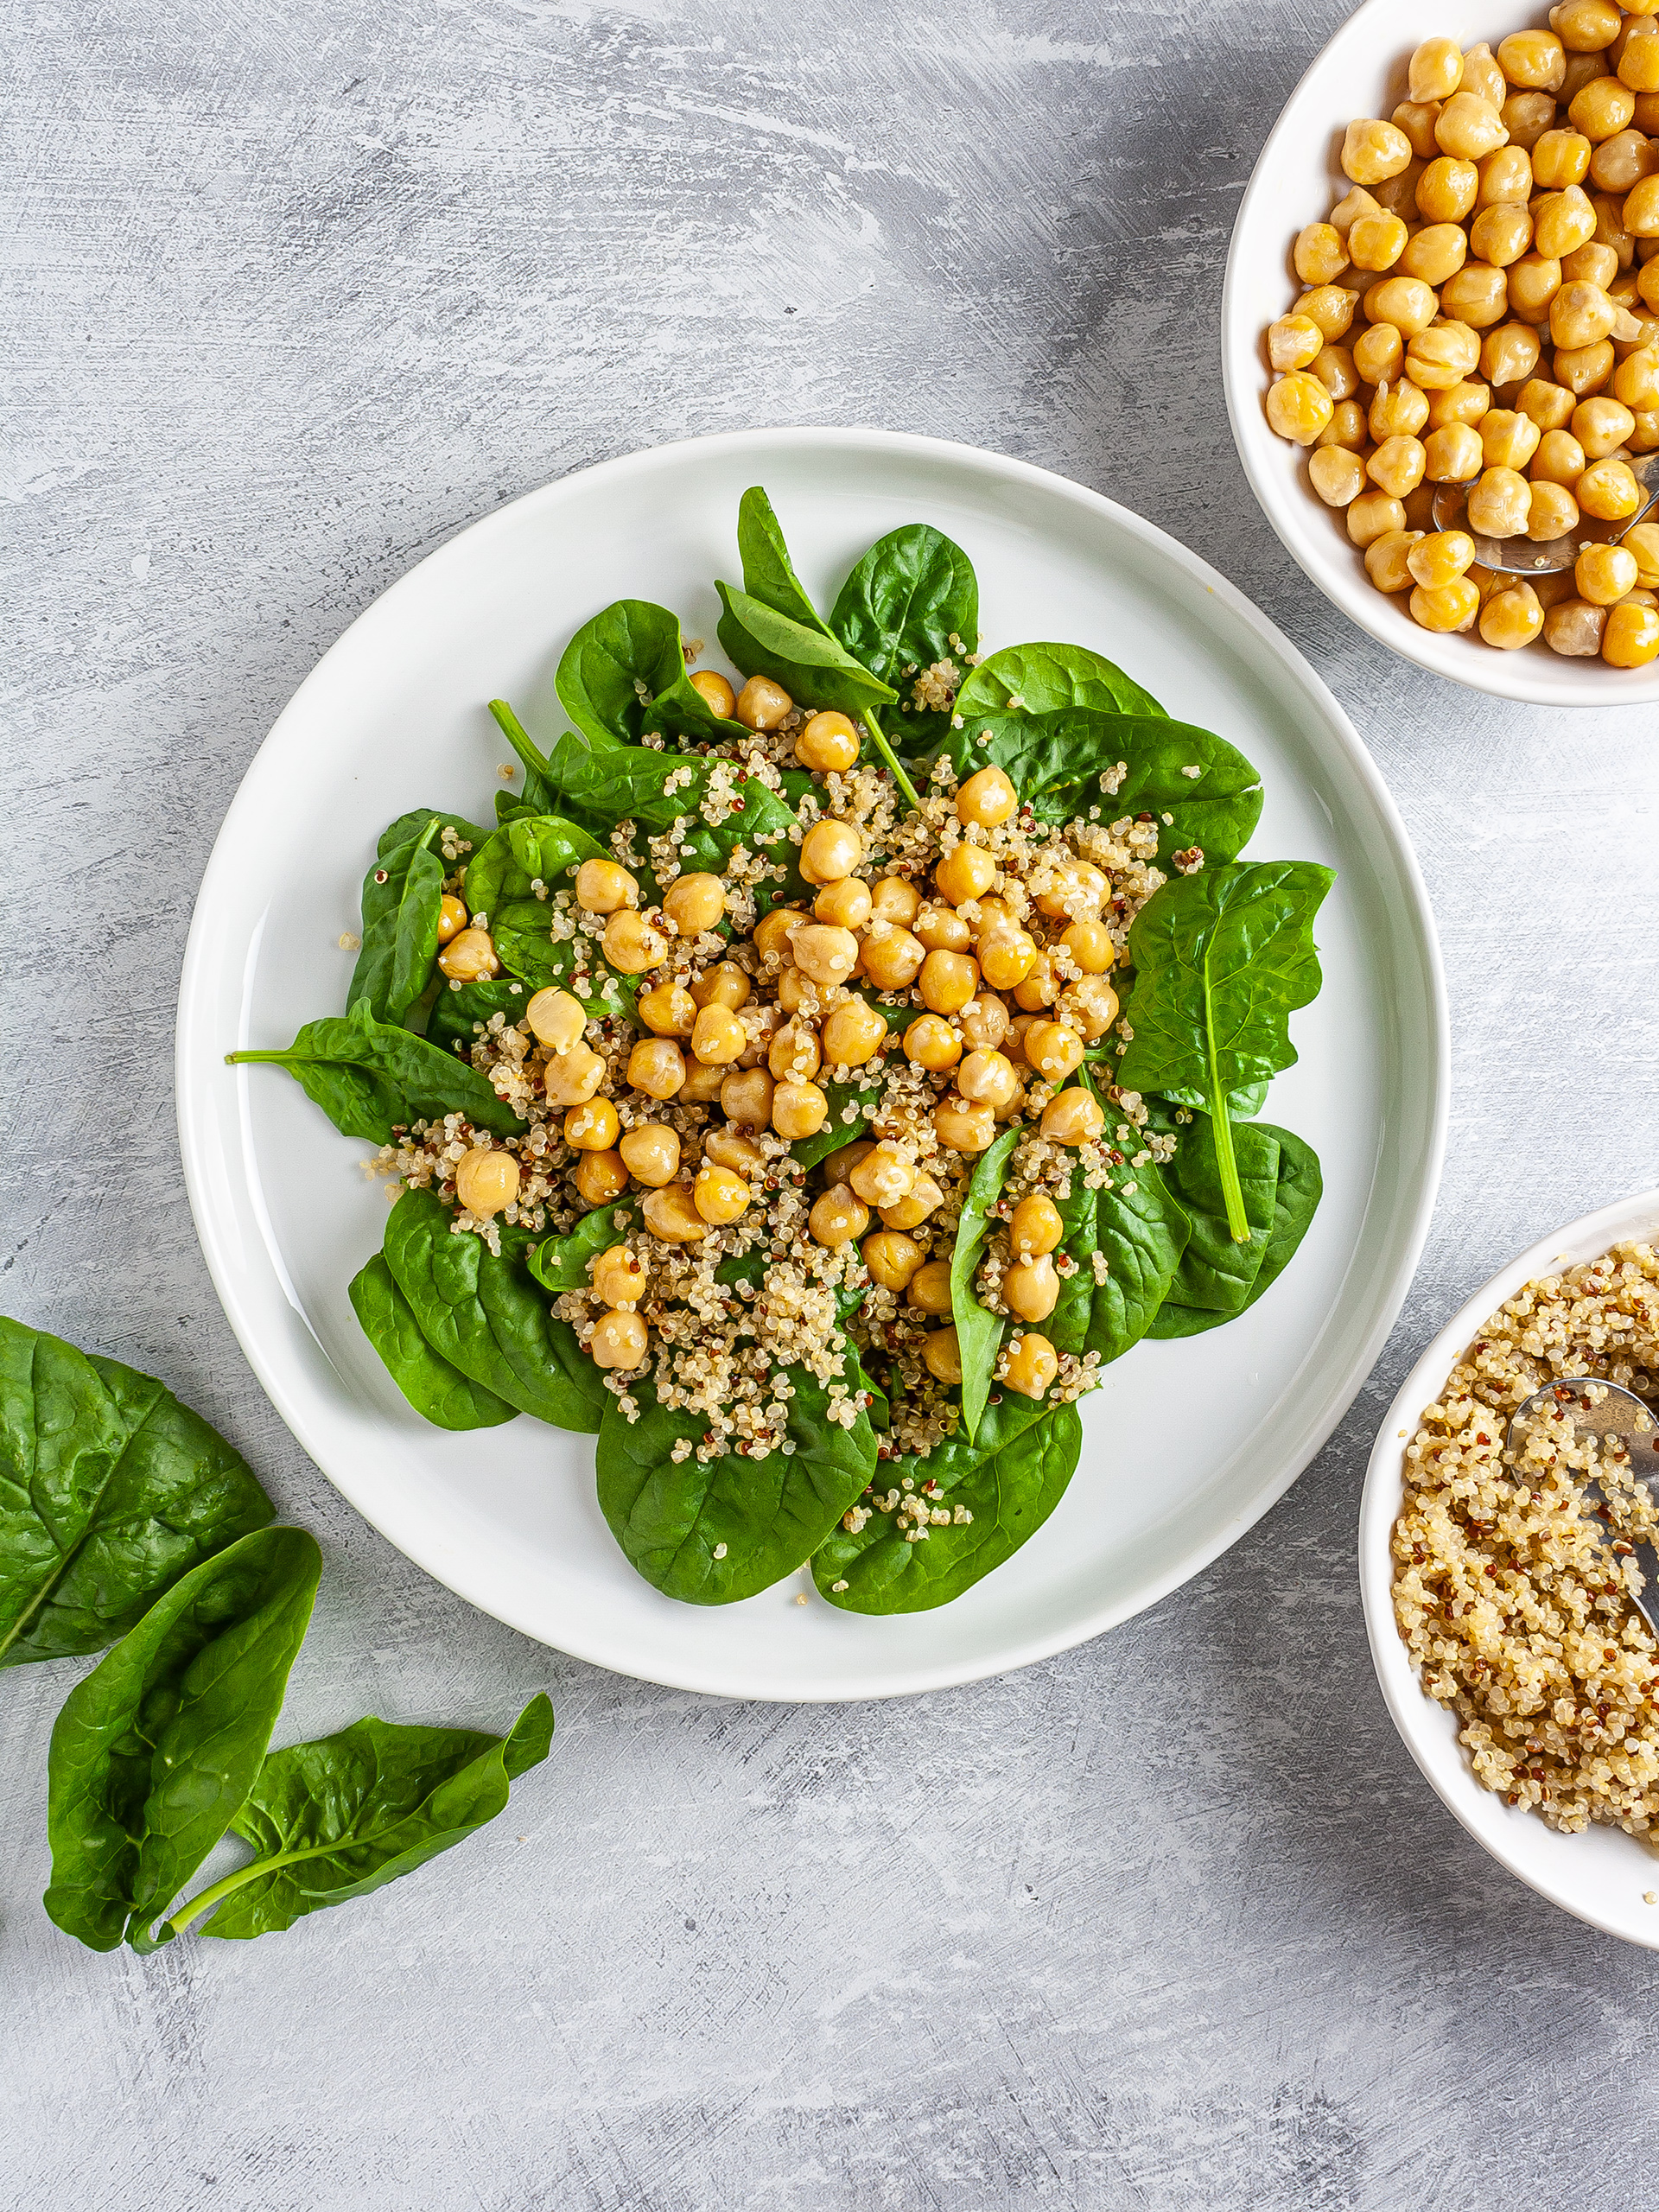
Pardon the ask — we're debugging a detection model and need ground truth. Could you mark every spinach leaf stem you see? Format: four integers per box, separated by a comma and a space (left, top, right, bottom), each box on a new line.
860, 706, 922, 812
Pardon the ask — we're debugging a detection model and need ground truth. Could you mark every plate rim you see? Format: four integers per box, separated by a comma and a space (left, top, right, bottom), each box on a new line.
176, 423, 1450, 1701
1358, 1185, 1659, 1946
1219, 0, 1659, 710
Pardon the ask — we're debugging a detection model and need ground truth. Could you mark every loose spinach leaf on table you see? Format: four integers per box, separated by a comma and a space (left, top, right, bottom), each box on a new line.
1147, 1116, 1281, 1319
812, 1395, 1082, 1614
830, 524, 978, 749
45, 1526, 321, 1952
1147, 1122, 1322, 1338
348, 1256, 517, 1432
949, 1127, 1020, 1443
0, 1318, 273, 1669
383, 1189, 604, 1432
526, 1200, 639, 1295
555, 600, 687, 747
715, 582, 899, 720
736, 486, 836, 636
941, 708, 1262, 868
596, 1363, 877, 1604
161, 1695, 555, 1942
229, 998, 524, 1146
1117, 861, 1334, 1247
954, 640, 1162, 723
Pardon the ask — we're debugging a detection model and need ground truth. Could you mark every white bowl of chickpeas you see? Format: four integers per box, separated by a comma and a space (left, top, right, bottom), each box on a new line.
1224, 0, 1659, 700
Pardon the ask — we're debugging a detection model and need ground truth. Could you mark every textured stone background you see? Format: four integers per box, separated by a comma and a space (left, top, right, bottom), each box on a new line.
5, 0, 1659, 2203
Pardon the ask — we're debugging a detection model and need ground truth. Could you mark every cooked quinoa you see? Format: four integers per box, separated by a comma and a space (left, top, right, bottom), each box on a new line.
1393, 1241, 1659, 1839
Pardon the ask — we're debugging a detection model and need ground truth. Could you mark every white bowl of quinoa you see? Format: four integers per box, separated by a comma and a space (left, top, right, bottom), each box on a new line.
1360, 1189, 1659, 1944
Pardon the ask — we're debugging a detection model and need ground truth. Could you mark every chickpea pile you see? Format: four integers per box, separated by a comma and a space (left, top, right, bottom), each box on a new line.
1264, 5, 1659, 666
418, 672, 1142, 1437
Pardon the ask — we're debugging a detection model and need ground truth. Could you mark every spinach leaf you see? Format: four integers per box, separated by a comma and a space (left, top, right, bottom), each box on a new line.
954, 641, 1161, 723
949, 1127, 1020, 1442
715, 582, 898, 719
526, 1201, 639, 1295
382, 1189, 604, 1433
45, 1526, 321, 1952
943, 709, 1262, 868
461, 811, 631, 1009
1080, 1164, 1192, 1364
647, 664, 754, 746
542, 733, 799, 906
1147, 1123, 1322, 1338
347, 1256, 516, 1432
812, 1396, 1082, 1614
1160, 1080, 1269, 1120
346, 815, 444, 1027
163, 1695, 554, 1942
0, 1318, 273, 1669
788, 1077, 882, 1169
830, 524, 978, 747
596, 1364, 876, 1603
229, 997, 524, 1146
1117, 861, 1334, 1245
489, 699, 558, 815
555, 600, 686, 747
1148, 1117, 1281, 1319
736, 485, 836, 635
425, 978, 533, 1052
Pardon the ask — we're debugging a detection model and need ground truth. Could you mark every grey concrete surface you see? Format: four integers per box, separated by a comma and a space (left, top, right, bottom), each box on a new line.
4, 0, 1659, 2204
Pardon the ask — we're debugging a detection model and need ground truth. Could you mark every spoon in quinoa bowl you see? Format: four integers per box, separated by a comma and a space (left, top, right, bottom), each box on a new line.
231, 486, 1334, 1616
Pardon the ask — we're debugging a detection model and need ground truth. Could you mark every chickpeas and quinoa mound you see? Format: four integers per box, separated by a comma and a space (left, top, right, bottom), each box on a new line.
1267, 10, 1659, 667
370, 683, 1167, 1474
1394, 1241, 1659, 1835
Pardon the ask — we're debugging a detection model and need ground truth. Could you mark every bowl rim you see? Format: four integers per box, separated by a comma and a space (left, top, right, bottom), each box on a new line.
1220, 0, 1659, 709
1358, 1185, 1659, 1945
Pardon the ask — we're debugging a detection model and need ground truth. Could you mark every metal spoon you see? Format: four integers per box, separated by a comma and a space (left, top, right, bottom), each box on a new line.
1506, 1377, 1659, 1628
1433, 452, 1659, 575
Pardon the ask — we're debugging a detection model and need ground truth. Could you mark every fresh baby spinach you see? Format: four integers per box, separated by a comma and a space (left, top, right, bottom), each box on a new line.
0, 1319, 274, 1669
1147, 1123, 1322, 1338
1146, 1116, 1281, 1322
737, 485, 836, 636
45, 1526, 321, 1952
162, 1695, 554, 1942
347, 1257, 517, 1431
595, 1364, 876, 1604
788, 1079, 882, 1169
812, 1395, 1082, 1613
556, 600, 686, 747
1079, 1166, 1192, 1365
488, 699, 561, 818
1117, 861, 1334, 1245
830, 524, 978, 747
526, 1200, 639, 1295
424, 977, 532, 1052
949, 1127, 1020, 1443
462, 811, 627, 1007
715, 582, 898, 720
954, 640, 1161, 723
348, 813, 443, 1027
230, 998, 525, 1147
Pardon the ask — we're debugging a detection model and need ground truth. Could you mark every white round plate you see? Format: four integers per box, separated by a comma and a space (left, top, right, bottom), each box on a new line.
177, 426, 1446, 1701
1360, 1188, 1659, 1947
1223, 0, 1659, 709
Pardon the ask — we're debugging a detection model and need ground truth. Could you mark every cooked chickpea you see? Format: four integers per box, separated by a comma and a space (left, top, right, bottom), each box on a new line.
1478, 145, 1535, 207
1368, 435, 1427, 497
691, 1003, 747, 1066
438, 925, 499, 982
1624, 519, 1659, 585
689, 668, 737, 720
677, 1062, 727, 1104
1427, 381, 1491, 430
914, 902, 974, 953
1482, 322, 1542, 386
932, 1096, 996, 1153
1296, 221, 1351, 283
807, 1184, 868, 1249
1364, 530, 1425, 593
1481, 408, 1542, 467
1517, 372, 1577, 426
1346, 489, 1410, 548
1022, 1020, 1084, 1082
1410, 576, 1483, 631
627, 1038, 686, 1099
1573, 392, 1637, 451
566, 1097, 620, 1153
771, 1080, 829, 1141
542, 1043, 606, 1107
1411, 37, 1464, 102
921, 1327, 964, 1385
591, 1245, 647, 1307
861, 1229, 925, 1292
641, 1183, 707, 1243
1629, 175, 1659, 236
1417, 154, 1479, 220
618, 1122, 680, 1186
821, 1140, 875, 1188
849, 1144, 915, 1209
869, 876, 922, 926
787, 922, 858, 988
1348, 213, 1408, 273
1479, 582, 1547, 646
1058, 974, 1119, 1043
1554, 0, 1622, 51
907, 1260, 954, 1315
1401, 221, 1469, 286
931, 842, 997, 906
1406, 531, 1476, 588
1009, 1192, 1065, 1258
734, 675, 792, 731
1370, 381, 1430, 440
631, 984, 691, 1043
1544, 594, 1609, 652
752, 905, 804, 961
1466, 465, 1534, 534
1569, 73, 1636, 140
815, 876, 873, 929
575, 857, 639, 915
1535, 125, 1593, 189
690, 960, 750, 1014
590, 1310, 649, 1370
1308, 447, 1366, 506
1603, 597, 1659, 661
860, 924, 927, 991
1554, 335, 1616, 393
763, 1020, 817, 1084
574, 1147, 629, 1204
817, 998, 885, 1069
693, 1163, 752, 1225
1039, 1087, 1104, 1146
902, 1013, 961, 1073
1579, 455, 1643, 514
976, 927, 1039, 991
952, 1048, 1016, 1110
1471, 201, 1535, 265
1266, 371, 1336, 442
1001, 1332, 1058, 1401
799, 817, 864, 886
1436, 91, 1510, 162
1536, 182, 1599, 256
1614, 345, 1659, 407
1464, 43, 1507, 108
1500, 29, 1567, 89
454, 1147, 520, 1217
1577, 541, 1641, 601
1013, 951, 1065, 1012
917, 949, 979, 1016
525, 987, 586, 1052
720, 1067, 775, 1128
1502, 92, 1558, 153
1550, 276, 1618, 346
1392, 100, 1443, 163
602, 909, 667, 975
795, 709, 859, 772
661, 872, 726, 936
880, 1170, 945, 1231
1344, 118, 1414, 181
1424, 423, 1487, 482
1005, 1255, 1060, 1324
1528, 479, 1583, 537
435, 893, 467, 946
956, 766, 1018, 828
1442, 264, 1510, 327
956, 995, 1011, 1052
1350, 326, 1402, 391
